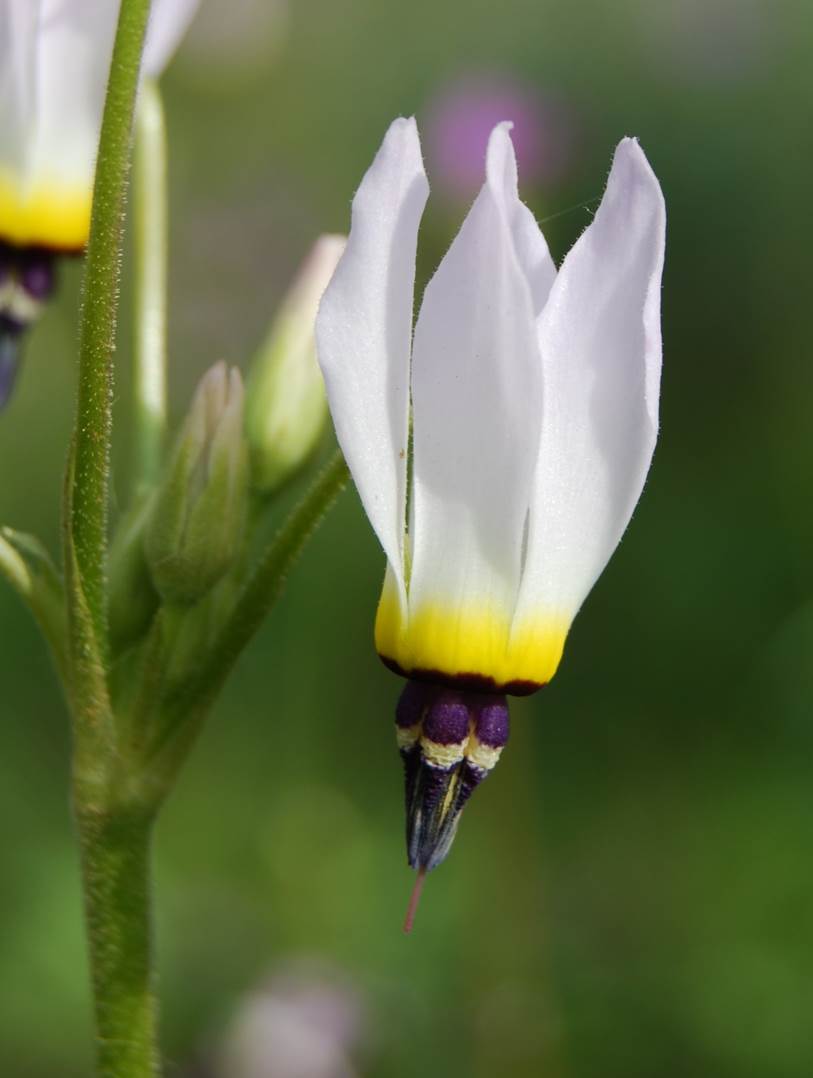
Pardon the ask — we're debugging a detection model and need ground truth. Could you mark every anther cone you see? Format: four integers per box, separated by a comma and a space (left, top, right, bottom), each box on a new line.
395, 680, 509, 872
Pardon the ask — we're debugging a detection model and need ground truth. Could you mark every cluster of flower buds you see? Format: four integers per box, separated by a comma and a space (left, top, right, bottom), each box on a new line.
104, 234, 342, 654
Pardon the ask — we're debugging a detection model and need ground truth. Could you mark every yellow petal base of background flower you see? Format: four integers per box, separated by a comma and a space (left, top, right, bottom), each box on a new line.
375, 579, 569, 694
0, 171, 90, 251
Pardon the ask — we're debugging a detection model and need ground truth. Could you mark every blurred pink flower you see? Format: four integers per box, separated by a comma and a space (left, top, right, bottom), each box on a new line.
217, 960, 364, 1078
425, 75, 577, 197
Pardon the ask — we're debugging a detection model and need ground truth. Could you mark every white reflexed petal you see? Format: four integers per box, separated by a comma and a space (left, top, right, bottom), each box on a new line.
316, 117, 429, 594
487, 122, 557, 315
409, 123, 543, 628
0, 1, 40, 178
25, 0, 119, 193
13, 0, 198, 201
513, 137, 666, 630
143, 0, 200, 77
512, 199, 557, 316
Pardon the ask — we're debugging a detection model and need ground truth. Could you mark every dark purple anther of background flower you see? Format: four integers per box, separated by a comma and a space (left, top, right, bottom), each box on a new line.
0, 244, 60, 410
19, 251, 57, 302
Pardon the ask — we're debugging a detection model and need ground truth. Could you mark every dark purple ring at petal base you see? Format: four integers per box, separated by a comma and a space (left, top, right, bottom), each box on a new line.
380, 654, 544, 697
0, 237, 85, 259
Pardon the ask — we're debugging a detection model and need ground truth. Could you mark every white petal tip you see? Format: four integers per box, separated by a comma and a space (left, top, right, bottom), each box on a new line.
603, 134, 666, 249
377, 117, 427, 185
612, 138, 662, 187
486, 121, 518, 192
486, 121, 516, 153
386, 115, 420, 142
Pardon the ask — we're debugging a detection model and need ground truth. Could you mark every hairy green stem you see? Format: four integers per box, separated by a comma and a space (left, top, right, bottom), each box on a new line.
69, 0, 152, 654
66, 2, 158, 1075
76, 808, 158, 1078
132, 80, 168, 490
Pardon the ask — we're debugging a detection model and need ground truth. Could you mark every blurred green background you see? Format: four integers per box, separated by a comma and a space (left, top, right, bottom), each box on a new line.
2, 0, 813, 1075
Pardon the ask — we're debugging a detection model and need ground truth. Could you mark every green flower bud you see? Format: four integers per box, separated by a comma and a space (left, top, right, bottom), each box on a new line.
245, 234, 346, 493
146, 362, 248, 604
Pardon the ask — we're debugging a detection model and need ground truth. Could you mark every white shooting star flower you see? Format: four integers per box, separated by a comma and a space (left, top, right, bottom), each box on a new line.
0, 0, 198, 251
0, 0, 199, 406
316, 117, 665, 890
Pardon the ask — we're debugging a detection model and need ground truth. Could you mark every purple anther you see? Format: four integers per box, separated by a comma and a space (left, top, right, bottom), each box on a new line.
395, 679, 435, 729
422, 691, 471, 746
20, 251, 56, 302
474, 696, 510, 748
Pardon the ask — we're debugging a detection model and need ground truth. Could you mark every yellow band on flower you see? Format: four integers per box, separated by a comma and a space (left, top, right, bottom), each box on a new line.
0, 170, 91, 251
375, 577, 570, 693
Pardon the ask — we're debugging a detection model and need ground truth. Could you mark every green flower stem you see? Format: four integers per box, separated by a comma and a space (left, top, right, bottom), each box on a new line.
132, 80, 168, 491
69, 0, 153, 654
76, 807, 158, 1078
162, 450, 349, 731
65, 1, 157, 1075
